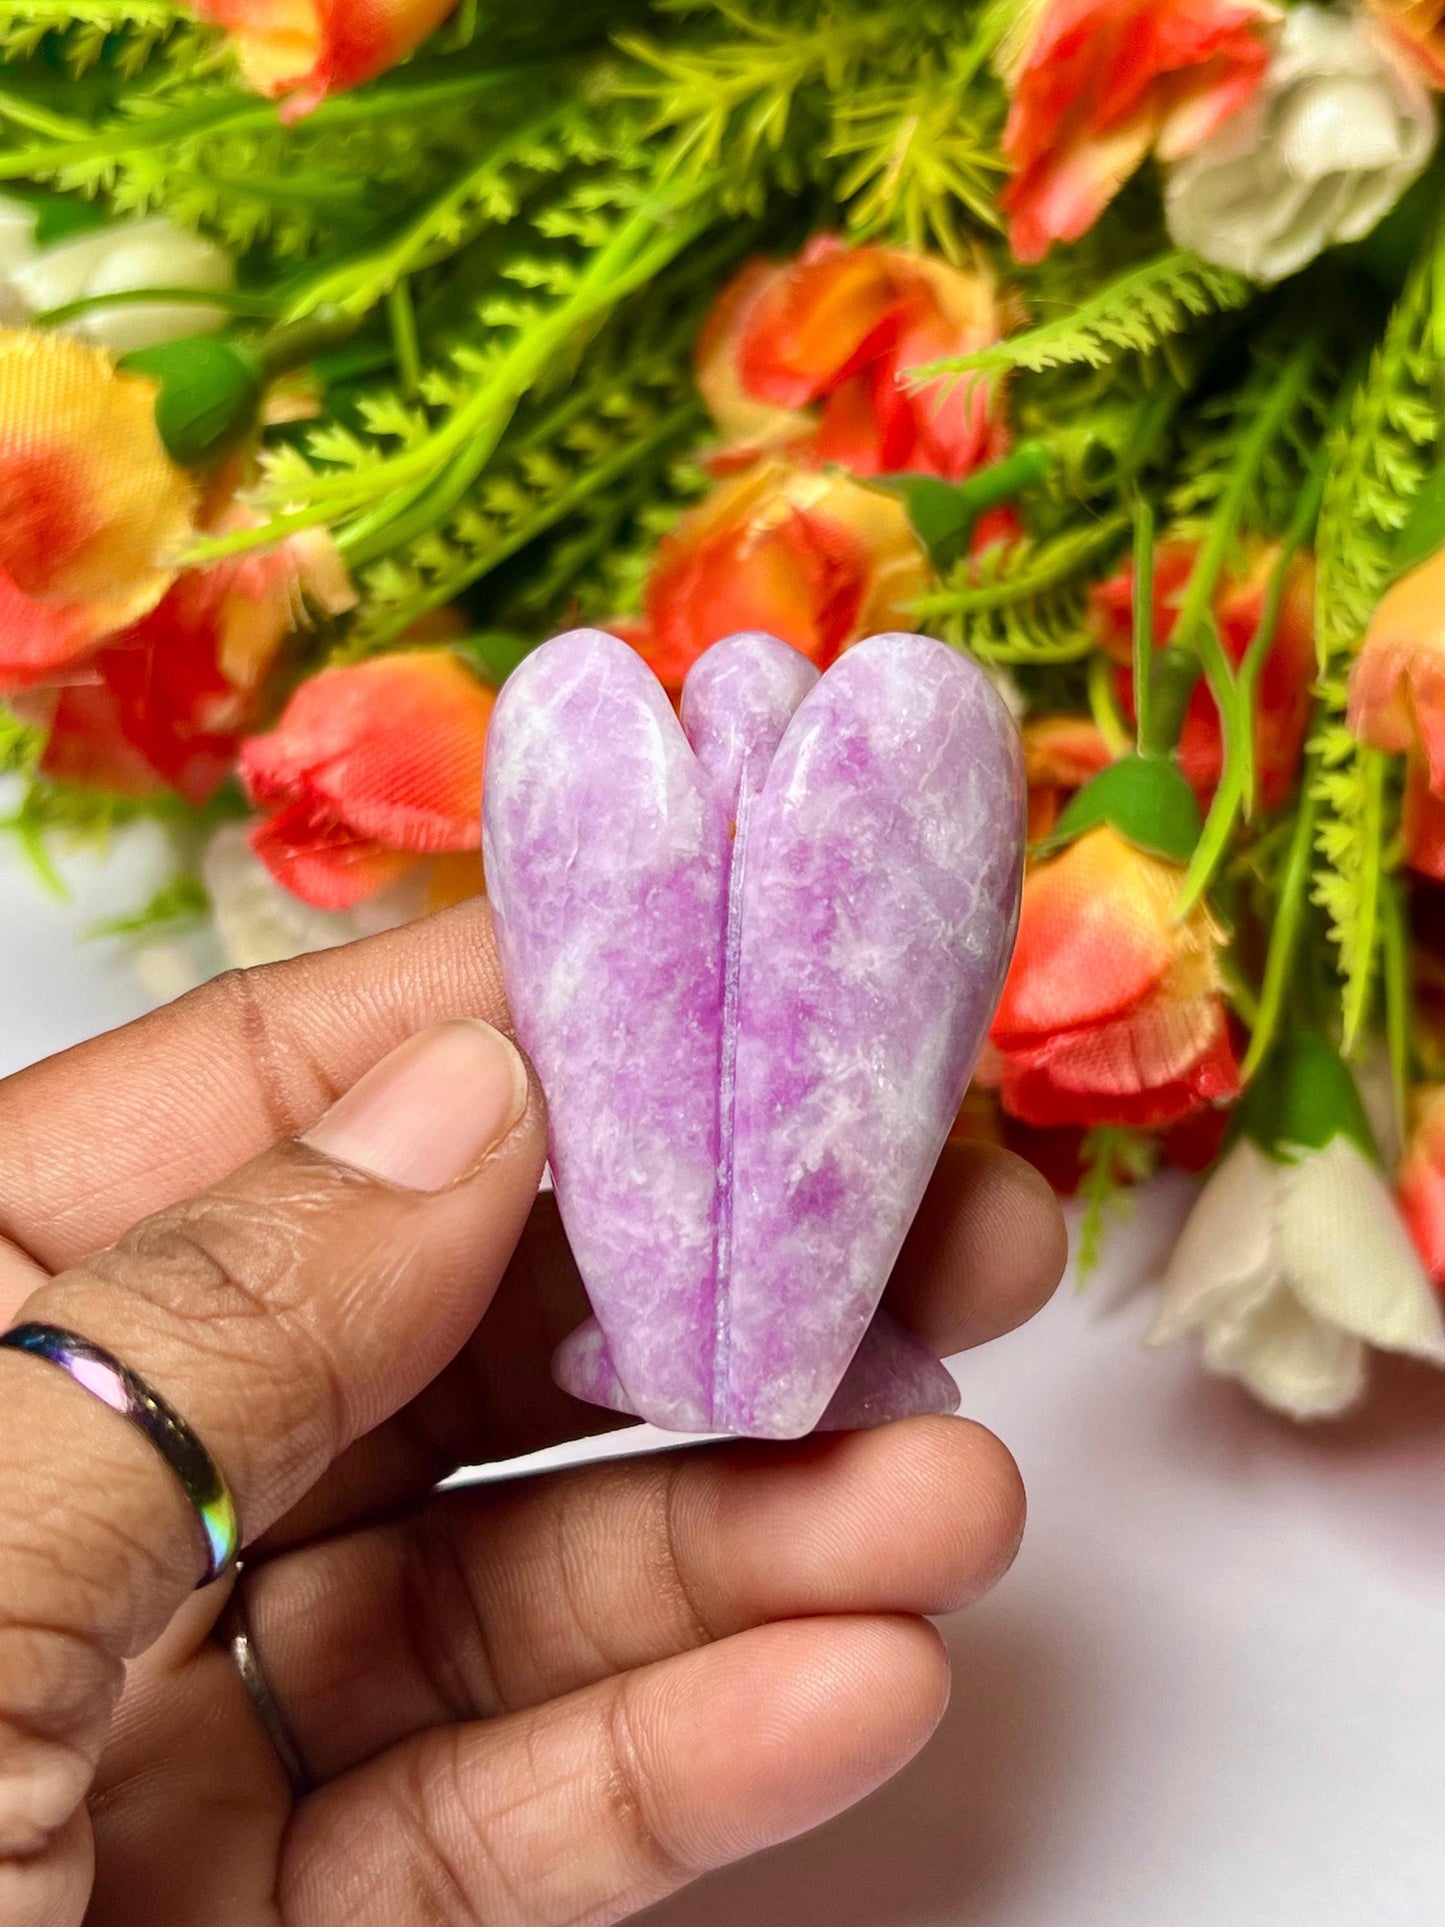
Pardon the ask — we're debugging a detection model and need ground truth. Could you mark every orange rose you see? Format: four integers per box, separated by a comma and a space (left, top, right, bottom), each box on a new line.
239, 649, 492, 909
1090, 537, 1315, 809
1022, 713, 1115, 842
1002, 0, 1277, 262
189, 0, 459, 118
0, 332, 196, 692
1348, 547, 1445, 791
1398, 1086, 1445, 1283
622, 461, 929, 694
1364, 0, 1445, 86
989, 825, 1241, 1128
697, 237, 1009, 481
27, 523, 353, 804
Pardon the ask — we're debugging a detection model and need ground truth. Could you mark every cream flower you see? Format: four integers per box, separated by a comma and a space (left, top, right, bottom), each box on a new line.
1165, 4, 1437, 283
1150, 1124, 1445, 1419
0, 205, 233, 354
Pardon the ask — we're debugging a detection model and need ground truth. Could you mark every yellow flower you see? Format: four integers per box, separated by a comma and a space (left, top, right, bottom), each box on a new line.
0, 331, 196, 692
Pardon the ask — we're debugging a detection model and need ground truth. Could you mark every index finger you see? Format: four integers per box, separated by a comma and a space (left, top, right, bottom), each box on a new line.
0, 898, 511, 1272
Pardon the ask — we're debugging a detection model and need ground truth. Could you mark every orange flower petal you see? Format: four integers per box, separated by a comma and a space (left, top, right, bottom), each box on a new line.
1350, 549, 1445, 789
1002, 0, 1275, 259
240, 648, 493, 856
993, 826, 1194, 1041
0, 332, 196, 690
635, 463, 928, 693
250, 804, 419, 910
190, 0, 458, 115
999, 989, 1239, 1128
1399, 1086, 1445, 1283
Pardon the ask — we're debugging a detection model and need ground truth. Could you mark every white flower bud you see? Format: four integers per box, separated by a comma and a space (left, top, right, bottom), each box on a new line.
1165, 5, 1437, 284
11, 216, 234, 354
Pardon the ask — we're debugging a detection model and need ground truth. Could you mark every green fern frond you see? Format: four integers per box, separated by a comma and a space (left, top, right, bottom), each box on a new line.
351, 350, 704, 645
1310, 256, 1440, 1049
616, 6, 888, 210
828, 42, 1005, 256
918, 251, 1252, 383
0, 0, 188, 72
916, 512, 1129, 664
1075, 1127, 1160, 1280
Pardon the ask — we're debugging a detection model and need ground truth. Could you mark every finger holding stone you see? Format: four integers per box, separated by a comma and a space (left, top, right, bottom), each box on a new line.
234, 1412, 1023, 1781
0, 1020, 543, 1912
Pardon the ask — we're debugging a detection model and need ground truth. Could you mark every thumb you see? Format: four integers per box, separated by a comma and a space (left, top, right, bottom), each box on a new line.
0, 1020, 544, 1896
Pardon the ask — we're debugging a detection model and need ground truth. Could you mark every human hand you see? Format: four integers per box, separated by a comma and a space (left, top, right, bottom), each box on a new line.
0, 900, 1065, 1927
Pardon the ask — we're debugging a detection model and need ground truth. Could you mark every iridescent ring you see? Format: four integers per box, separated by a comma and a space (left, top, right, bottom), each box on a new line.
0, 1322, 240, 1585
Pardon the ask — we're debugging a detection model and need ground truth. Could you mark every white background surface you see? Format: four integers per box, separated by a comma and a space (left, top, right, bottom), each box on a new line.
4, 833, 1444, 1927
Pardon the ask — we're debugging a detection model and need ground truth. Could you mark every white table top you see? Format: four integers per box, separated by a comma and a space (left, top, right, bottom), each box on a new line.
5, 829, 1444, 1927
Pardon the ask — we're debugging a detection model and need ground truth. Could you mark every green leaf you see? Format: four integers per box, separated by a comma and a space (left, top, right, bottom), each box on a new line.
1237, 1033, 1377, 1164
453, 631, 538, 686
121, 336, 264, 469
1390, 459, 1445, 579
1047, 754, 1202, 864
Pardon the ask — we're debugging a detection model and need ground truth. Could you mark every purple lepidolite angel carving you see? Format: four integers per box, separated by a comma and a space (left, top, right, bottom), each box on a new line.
483, 628, 1024, 1439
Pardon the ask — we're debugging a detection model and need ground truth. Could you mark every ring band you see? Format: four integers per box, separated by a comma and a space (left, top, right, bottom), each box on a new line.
0, 1322, 240, 1586
215, 1577, 313, 1798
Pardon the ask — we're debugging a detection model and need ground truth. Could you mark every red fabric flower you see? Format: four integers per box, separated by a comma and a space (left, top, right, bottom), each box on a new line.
0, 332, 196, 692
697, 237, 1009, 482
620, 460, 929, 695
188, 0, 459, 118
1090, 537, 1315, 810
1001, 0, 1277, 262
23, 524, 353, 804
1398, 1085, 1445, 1284
239, 649, 494, 909
990, 824, 1241, 1128
1022, 713, 1115, 843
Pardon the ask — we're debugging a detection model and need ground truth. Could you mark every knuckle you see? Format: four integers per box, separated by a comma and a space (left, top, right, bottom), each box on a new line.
391, 1733, 491, 1927
0, 1620, 120, 1858
401, 1512, 503, 1725
652, 1460, 717, 1654
600, 1678, 694, 1899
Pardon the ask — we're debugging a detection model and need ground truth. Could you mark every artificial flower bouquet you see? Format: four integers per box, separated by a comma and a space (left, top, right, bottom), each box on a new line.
6, 0, 1445, 1421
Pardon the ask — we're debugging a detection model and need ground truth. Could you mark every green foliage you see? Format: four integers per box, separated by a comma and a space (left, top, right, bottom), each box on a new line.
1075, 1128, 1161, 1281
919, 251, 1252, 383
1310, 254, 1441, 1049
828, 42, 1005, 255
89, 871, 209, 941
917, 513, 1130, 665
0, 0, 190, 74
0, 701, 42, 778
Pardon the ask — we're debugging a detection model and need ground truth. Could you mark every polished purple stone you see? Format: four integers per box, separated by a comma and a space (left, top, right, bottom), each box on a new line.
483, 628, 1024, 1439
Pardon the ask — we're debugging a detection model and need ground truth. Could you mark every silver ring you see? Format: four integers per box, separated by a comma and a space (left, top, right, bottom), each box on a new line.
215, 1572, 313, 1798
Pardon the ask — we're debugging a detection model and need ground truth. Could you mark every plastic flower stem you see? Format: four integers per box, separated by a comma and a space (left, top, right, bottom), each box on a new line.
1342, 748, 1388, 1056
350, 397, 700, 630
0, 69, 540, 184
387, 280, 422, 396
1380, 875, 1411, 1145
33, 287, 283, 328
190, 184, 717, 566
1087, 655, 1133, 756
1131, 496, 1156, 754
0, 89, 88, 141
283, 105, 575, 322
329, 196, 719, 561
1241, 773, 1319, 1081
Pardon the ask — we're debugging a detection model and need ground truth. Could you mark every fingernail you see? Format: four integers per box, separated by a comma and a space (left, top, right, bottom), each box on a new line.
303, 1020, 529, 1191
